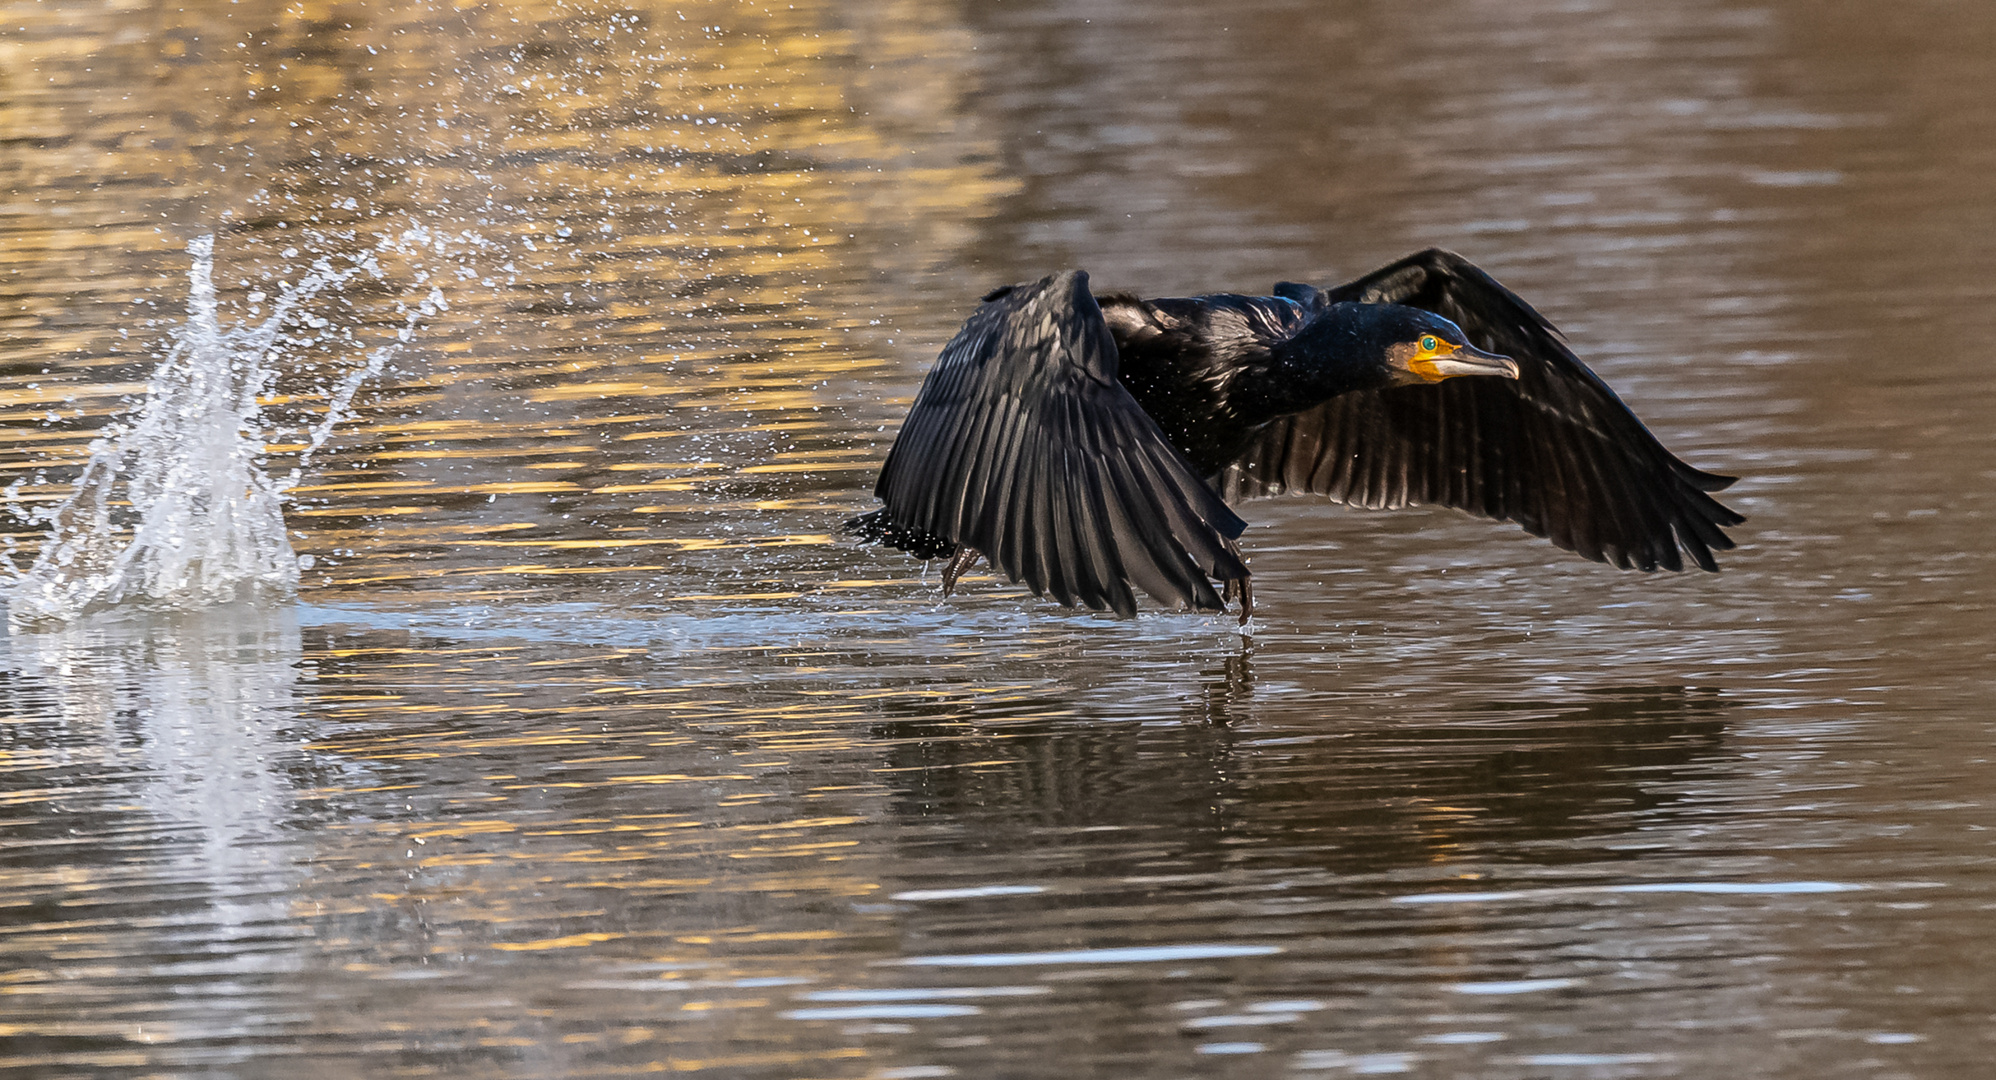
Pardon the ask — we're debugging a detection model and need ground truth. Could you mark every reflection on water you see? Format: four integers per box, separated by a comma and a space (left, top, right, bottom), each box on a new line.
0, 607, 312, 1063
7, 606, 305, 885
5, 0, 1996, 1075
879, 679, 1733, 896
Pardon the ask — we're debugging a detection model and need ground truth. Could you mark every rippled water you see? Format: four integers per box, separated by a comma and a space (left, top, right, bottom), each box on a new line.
4, 0, 1995, 1076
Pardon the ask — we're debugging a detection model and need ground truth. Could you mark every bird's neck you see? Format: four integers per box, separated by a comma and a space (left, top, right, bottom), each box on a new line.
1236, 305, 1388, 422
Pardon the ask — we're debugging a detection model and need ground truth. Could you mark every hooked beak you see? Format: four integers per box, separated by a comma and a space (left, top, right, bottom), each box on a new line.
1410, 343, 1521, 382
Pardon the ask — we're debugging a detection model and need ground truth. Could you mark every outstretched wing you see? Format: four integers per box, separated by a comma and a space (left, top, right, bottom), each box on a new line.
1222, 249, 1743, 571
869, 270, 1248, 616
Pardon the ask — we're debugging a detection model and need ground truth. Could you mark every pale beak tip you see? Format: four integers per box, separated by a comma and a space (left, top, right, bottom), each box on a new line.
1461, 344, 1521, 380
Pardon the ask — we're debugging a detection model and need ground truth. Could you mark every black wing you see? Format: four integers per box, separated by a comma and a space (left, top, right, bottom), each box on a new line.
1221, 249, 1743, 571
865, 270, 1249, 616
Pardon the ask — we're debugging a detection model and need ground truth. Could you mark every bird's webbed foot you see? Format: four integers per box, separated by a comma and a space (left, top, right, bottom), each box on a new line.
1223, 574, 1255, 626
1220, 536, 1254, 627
940, 546, 982, 597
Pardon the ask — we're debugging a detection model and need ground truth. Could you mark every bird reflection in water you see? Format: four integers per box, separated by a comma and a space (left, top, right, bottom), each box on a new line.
872, 683, 1732, 876
1194, 642, 1256, 727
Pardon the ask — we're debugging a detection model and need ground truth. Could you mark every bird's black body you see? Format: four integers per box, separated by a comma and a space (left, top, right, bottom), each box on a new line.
848, 248, 1743, 620
1105, 293, 1451, 472
1102, 292, 1310, 470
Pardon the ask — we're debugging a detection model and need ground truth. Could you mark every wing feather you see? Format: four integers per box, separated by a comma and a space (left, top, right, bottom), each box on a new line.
1220, 250, 1743, 571
865, 271, 1248, 615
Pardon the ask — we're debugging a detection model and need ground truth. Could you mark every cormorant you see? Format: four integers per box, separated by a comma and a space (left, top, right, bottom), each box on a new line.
847, 248, 1743, 622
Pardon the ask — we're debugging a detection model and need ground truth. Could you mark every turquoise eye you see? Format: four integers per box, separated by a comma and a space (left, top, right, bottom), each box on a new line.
1420, 335, 1438, 352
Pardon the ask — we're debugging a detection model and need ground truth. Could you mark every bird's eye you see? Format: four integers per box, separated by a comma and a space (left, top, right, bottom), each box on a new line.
1420, 335, 1438, 352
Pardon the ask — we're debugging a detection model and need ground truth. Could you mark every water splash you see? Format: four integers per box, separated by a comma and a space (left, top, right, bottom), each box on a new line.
4, 234, 446, 628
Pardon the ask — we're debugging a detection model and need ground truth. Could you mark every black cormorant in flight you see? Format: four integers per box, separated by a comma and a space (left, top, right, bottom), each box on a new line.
847, 249, 1743, 622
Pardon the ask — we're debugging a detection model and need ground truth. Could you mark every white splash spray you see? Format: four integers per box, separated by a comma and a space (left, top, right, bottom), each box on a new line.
4, 233, 448, 628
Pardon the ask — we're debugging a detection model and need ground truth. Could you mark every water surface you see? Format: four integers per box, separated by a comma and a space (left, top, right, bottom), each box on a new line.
4, 0, 1995, 1076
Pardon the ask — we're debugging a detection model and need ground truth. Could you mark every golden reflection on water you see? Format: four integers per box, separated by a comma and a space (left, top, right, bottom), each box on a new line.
0, 0, 1011, 609
0, 5, 1020, 1058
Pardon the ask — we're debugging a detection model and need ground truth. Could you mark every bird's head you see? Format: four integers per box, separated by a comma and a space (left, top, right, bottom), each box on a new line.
1374, 306, 1520, 386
